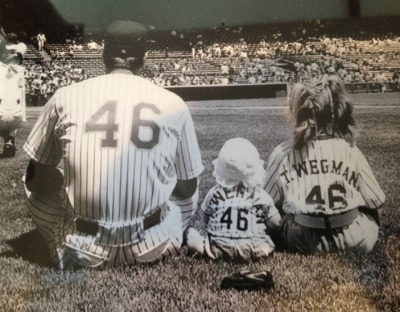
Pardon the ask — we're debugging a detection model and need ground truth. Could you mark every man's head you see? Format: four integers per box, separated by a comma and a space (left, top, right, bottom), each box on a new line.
103, 21, 148, 73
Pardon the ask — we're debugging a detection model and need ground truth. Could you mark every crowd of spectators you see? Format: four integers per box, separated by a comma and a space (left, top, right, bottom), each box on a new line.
141, 34, 400, 90
17, 18, 400, 103
137, 18, 400, 90
24, 61, 88, 106
47, 37, 104, 60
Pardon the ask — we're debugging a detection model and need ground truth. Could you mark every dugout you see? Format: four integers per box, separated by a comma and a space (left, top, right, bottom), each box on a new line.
25, 83, 288, 106
165, 83, 288, 101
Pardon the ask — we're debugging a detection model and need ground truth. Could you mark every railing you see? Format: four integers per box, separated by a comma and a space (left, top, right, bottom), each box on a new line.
345, 82, 400, 93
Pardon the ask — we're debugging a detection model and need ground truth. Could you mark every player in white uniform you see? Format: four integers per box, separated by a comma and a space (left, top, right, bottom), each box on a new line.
264, 75, 386, 253
0, 34, 27, 157
23, 21, 204, 269
185, 138, 281, 261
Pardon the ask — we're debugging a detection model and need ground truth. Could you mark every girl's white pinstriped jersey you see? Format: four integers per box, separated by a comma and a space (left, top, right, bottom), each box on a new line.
264, 138, 385, 215
24, 71, 204, 224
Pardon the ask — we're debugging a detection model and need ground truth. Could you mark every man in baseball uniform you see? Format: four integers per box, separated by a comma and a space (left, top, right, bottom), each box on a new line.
185, 138, 281, 261
264, 75, 385, 253
23, 21, 204, 269
36, 32, 46, 51
0, 33, 27, 157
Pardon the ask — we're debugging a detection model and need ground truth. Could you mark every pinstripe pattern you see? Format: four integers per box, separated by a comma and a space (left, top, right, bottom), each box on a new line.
264, 138, 385, 215
23, 70, 203, 268
178, 188, 199, 229
25, 183, 183, 268
279, 212, 379, 253
265, 138, 385, 252
0, 62, 26, 135
198, 183, 279, 260
202, 184, 279, 238
0, 116, 22, 133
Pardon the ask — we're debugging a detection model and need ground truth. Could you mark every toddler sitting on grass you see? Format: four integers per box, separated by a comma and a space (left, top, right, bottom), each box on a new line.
185, 138, 281, 261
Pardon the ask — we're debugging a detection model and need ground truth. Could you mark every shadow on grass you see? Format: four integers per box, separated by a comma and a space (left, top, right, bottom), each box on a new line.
0, 153, 15, 159
343, 233, 393, 309
2, 229, 53, 267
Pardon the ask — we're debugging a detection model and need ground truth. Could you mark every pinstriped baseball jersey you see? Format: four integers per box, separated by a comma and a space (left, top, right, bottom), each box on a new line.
201, 183, 279, 238
0, 62, 26, 132
264, 138, 386, 215
24, 70, 204, 228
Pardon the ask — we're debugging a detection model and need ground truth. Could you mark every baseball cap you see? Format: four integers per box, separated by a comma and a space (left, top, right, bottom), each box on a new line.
104, 21, 148, 57
6, 42, 27, 56
212, 138, 266, 188
3, 42, 27, 64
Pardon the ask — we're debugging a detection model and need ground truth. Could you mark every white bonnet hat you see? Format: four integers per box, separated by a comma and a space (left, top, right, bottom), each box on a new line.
212, 138, 266, 188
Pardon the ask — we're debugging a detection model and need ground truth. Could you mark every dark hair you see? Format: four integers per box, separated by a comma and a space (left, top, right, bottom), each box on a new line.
6, 32, 18, 44
102, 49, 145, 73
14, 52, 23, 64
288, 75, 357, 149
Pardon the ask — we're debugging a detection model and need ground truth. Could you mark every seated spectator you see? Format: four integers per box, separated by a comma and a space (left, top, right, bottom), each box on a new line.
197, 76, 207, 86
73, 42, 83, 51
248, 74, 256, 84
239, 50, 248, 60
219, 74, 229, 85
392, 72, 400, 91
191, 74, 200, 85
220, 62, 229, 75
259, 37, 267, 47
87, 39, 99, 50
256, 72, 265, 83
375, 72, 387, 93
213, 44, 221, 57
239, 38, 247, 50
221, 44, 234, 57
68, 47, 74, 59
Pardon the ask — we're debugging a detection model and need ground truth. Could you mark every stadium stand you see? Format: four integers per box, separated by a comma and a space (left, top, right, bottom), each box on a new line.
7, 16, 400, 105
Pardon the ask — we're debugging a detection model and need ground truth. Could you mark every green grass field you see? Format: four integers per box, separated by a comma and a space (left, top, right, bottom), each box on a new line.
0, 93, 399, 311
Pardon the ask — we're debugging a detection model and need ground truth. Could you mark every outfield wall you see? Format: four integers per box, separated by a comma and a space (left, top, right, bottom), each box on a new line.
164, 82, 399, 101
25, 81, 400, 107
26, 83, 288, 106
165, 83, 288, 101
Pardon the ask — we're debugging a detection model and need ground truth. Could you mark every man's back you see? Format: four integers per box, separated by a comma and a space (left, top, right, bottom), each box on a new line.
23, 20, 204, 268
27, 71, 202, 223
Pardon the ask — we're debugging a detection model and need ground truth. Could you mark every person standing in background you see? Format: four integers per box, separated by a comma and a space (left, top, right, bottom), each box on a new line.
37, 31, 46, 51
0, 31, 27, 157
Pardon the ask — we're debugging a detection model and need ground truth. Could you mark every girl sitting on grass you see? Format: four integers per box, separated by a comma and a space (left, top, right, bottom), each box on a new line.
185, 138, 281, 261
264, 75, 386, 253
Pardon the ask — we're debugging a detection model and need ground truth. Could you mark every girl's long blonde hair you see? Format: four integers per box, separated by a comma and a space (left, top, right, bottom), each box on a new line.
288, 75, 357, 149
